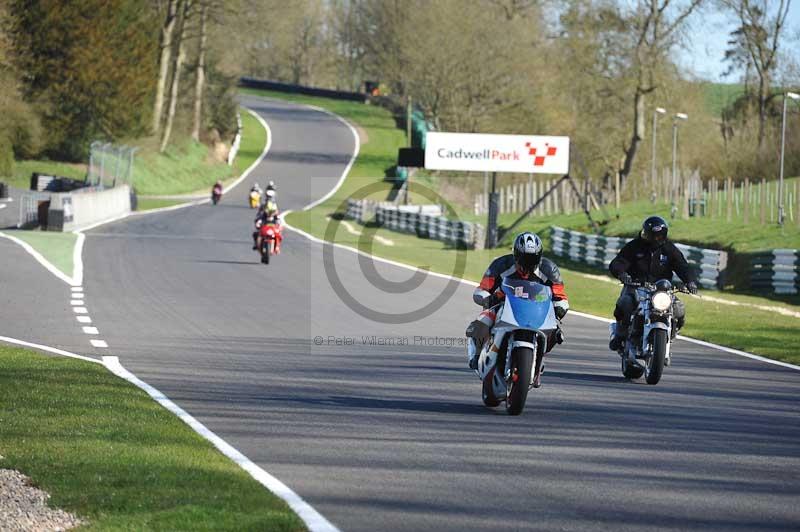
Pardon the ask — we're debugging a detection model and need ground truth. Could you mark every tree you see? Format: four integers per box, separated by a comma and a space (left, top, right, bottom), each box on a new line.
9, 0, 158, 161
153, 0, 181, 135
160, 0, 191, 153
191, 0, 209, 141
721, 0, 793, 149
614, 0, 703, 186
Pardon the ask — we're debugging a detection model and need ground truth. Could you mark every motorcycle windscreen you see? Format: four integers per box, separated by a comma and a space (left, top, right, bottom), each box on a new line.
498, 279, 558, 330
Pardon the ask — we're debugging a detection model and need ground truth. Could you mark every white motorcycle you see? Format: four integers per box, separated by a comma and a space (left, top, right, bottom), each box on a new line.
474, 278, 559, 415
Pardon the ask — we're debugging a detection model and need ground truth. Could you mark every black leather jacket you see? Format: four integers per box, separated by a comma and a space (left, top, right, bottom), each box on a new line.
609, 237, 695, 284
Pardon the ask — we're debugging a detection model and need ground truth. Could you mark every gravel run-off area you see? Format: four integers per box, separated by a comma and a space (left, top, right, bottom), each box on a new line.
0, 468, 83, 531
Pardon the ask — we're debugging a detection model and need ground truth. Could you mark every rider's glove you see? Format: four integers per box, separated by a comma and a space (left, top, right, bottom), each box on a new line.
687, 281, 698, 295
619, 272, 633, 285
554, 305, 567, 320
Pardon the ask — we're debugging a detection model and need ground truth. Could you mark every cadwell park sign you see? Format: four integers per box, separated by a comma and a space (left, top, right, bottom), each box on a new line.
424, 132, 570, 175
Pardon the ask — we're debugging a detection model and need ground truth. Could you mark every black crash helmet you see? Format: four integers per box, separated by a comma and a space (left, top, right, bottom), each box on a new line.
641, 216, 668, 246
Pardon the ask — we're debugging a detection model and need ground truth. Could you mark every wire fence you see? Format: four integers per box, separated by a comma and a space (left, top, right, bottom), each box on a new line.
87, 142, 138, 189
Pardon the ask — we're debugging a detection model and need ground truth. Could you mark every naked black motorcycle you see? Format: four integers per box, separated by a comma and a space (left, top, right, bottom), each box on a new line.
610, 279, 687, 385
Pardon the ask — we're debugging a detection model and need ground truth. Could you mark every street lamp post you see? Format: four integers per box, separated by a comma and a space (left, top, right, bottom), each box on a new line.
651, 107, 666, 202
778, 92, 800, 226
671, 113, 688, 216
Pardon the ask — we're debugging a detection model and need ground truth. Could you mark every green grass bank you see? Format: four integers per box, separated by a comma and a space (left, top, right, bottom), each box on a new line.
6, 107, 265, 199
0, 345, 304, 531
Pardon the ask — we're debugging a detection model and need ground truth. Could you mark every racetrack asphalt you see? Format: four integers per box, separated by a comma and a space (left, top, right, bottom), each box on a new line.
2, 94, 799, 531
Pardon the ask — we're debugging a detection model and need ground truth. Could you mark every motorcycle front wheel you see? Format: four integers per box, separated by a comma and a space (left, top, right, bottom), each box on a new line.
645, 329, 667, 385
260, 243, 270, 264
505, 347, 533, 416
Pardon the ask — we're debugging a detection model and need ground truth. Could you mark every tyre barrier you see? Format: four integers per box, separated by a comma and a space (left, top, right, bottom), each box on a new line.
749, 249, 799, 295
345, 198, 483, 249
550, 226, 728, 289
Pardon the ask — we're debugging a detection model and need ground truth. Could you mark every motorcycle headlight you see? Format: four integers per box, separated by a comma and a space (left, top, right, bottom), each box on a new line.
651, 291, 672, 312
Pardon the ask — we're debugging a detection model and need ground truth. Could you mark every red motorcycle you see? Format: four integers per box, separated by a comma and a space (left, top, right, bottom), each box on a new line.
211, 183, 223, 205
257, 221, 282, 264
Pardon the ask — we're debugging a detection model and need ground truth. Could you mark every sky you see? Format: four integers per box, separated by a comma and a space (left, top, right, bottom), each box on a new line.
676, 3, 800, 83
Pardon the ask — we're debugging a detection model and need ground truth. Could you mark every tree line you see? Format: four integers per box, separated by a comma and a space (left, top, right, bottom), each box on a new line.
0, 0, 247, 168
244, 0, 798, 192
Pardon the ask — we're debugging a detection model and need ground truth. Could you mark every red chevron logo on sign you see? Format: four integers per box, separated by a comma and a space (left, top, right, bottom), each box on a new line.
525, 142, 557, 167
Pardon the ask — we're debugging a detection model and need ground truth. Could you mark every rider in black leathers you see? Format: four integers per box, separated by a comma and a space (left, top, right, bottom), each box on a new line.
608, 216, 698, 351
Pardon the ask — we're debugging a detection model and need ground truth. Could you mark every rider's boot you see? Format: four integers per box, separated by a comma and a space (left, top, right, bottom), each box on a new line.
467, 337, 480, 370
465, 318, 491, 371
609, 321, 626, 351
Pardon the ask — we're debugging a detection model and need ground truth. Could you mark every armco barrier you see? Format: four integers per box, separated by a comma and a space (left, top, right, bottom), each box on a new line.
550, 226, 728, 289
47, 185, 132, 231
749, 249, 799, 294
345, 199, 481, 249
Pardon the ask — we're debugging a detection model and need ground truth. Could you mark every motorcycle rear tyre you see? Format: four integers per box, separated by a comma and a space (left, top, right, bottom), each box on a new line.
505, 347, 533, 416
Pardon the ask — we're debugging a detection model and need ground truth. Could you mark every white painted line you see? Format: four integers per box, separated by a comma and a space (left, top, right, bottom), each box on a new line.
0, 204, 6, 210
90, 339, 108, 348
76, 316, 92, 324
327, 217, 395, 247
71, 292, 84, 299
0, 231, 76, 286
340, 220, 362, 237
0, 335, 101, 365
71, 286, 83, 292
73, 307, 88, 314
70, 299, 84, 305
82, 326, 99, 335
72, 232, 85, 286
102, 356, 340, 532
0, 336, 336, 530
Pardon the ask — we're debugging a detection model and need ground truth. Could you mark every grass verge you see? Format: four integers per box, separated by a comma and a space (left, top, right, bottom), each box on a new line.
0, 230, 76, 280
6, 107, 266, 199
135, 198, 192, 212
249, 89, 800, 365
6, 160, 87, 190
0, 345, 304, 531
460, 186, 800, 254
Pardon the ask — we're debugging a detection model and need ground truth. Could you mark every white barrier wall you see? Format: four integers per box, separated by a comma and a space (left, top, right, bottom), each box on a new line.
48, 185, 131, 231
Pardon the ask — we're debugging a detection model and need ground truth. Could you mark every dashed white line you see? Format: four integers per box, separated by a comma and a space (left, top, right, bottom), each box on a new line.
70, 299, 84, 305
71, 286, 83, 292
76, 316, 92, 323
0, 204, 6, 210
82, 326, 99, 335
73, 307, 88, 314
90, 339, 108, 348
